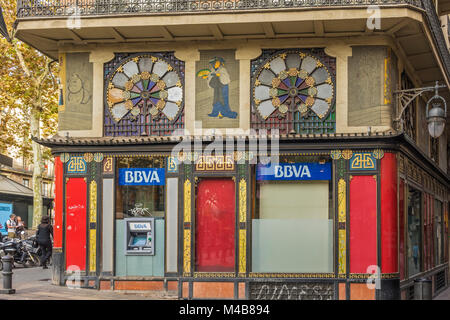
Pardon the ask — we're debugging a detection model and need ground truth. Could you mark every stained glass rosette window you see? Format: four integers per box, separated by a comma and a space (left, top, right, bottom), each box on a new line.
252, 51, 335, 121
106, 54, 183, 124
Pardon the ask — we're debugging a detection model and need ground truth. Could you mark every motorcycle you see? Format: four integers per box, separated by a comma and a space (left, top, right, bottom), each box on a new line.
27, 235, 52, 267
0, 238, 41, 270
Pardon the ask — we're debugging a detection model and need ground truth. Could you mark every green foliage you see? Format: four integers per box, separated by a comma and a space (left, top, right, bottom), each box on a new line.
0, 0, 58, 163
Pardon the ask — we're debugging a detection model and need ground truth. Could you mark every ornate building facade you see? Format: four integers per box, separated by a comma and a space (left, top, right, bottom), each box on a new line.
14, 0, 450, 299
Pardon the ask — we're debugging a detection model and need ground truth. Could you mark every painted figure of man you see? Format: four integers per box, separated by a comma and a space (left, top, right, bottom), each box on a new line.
202, 57, 238, 119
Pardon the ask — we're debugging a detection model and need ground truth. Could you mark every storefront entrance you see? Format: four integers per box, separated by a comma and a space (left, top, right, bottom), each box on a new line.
195, 178, 235, 272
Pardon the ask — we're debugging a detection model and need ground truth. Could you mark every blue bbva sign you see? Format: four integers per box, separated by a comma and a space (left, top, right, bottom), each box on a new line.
256, 162, 331, 181
119, 168, 165, 186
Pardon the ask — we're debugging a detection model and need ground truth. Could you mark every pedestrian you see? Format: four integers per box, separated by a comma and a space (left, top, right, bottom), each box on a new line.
16, 216, 25, 239
6, 214, 17, 239
36, 215, 53, 269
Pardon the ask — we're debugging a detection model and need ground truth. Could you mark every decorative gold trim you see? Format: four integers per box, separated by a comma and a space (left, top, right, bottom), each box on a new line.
193, 272, 235, 278
341, 149, 353, 160
89, 229, 96, 273
248, 273, 335, 278
349, 273, 400, 279
338, 179, 346, 223
183, 229, 191, 276
89, 181, 97, 223
330, 150, 342, 160
184, 179, 191, 223
239, 229, 246, 275
338, 229, 346, 275
337, 178, 346, 275
239, 179, 247, 223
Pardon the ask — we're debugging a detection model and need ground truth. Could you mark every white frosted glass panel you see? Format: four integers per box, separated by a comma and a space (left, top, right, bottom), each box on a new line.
259, 181, 329, 219
253, 181, 332, 273
252, 219, 333, 272
102, 179, 114, 273
166, 178, 178, 273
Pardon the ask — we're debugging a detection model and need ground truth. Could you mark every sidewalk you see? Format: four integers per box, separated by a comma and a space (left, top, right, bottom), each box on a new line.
0, 265, 177, 300
433, 285, 450, 300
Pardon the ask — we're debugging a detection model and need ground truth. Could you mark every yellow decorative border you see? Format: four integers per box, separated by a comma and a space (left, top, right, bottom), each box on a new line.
183, 179, 192, 276
89, 181, 97, 273
184, 179, 191, 223
193, 272, 235, 278
183, 229, 191, 276
248, 273, 335, 278
238, 179, 247, 276
338, 178, 346, 275
89, 229, 96, 273
239, 229, 246, 276
349, 273, 400, 279
239, 179, 247, 223
89, 181, 97, 223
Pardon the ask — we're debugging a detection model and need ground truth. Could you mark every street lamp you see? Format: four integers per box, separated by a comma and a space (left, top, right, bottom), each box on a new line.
426, 93, 447, 138
394, 81, 447, 138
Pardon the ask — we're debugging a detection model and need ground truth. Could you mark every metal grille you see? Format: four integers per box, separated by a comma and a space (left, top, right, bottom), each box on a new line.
435, 270, 446, 292
249, 282, 334, 300
103, 52, 185, 136
16, 0, 425, 18
251, 48, 336, 134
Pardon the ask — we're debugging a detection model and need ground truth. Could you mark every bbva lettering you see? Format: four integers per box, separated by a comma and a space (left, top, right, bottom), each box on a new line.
274, 165, 311, 178
125, 170, 161, 184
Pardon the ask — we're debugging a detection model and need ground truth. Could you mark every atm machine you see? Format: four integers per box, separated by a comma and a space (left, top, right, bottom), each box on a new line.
124, 218, 155, 255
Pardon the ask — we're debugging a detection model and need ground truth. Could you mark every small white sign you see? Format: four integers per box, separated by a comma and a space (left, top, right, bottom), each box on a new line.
129, 222, 151, 231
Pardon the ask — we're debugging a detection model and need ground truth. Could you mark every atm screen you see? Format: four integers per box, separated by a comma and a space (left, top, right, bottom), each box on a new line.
131, 236, 147, 246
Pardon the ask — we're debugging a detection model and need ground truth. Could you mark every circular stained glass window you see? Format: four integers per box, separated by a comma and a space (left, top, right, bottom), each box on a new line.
106, 54, 183, 122
252, 50, 335, 120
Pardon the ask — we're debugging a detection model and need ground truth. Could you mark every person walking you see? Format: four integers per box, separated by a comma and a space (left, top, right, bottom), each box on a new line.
6, 214, 17, 239
36, 216, 53, 269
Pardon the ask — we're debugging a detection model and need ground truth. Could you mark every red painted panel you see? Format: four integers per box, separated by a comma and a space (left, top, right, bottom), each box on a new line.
380, 153, 398, 273
53, 157, 63, 248
350, 175, 377, 274
65, 178, 87, 271
399, 179, 405, 280
195, 179, 235, 272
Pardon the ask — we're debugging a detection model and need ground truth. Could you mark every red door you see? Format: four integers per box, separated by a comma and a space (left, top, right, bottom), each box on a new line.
195, 179, 235, 272
350, 175, 377, 273
65, 178, 87, 271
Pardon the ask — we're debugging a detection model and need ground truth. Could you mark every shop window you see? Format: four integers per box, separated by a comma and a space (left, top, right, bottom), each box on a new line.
252, 155, 333, 273
115, 157, 165, 219
407, 186, 422, 277
434, 199, 444, 266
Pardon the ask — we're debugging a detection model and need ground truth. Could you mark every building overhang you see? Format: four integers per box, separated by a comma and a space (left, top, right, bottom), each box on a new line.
14, 5, 450, 100
33, 132, 450, 186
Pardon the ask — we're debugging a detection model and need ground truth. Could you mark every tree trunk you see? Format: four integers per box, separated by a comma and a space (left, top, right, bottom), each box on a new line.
31, 108, 42, 229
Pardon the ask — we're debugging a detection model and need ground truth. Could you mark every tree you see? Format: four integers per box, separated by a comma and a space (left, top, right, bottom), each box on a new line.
0, 0, 58, 228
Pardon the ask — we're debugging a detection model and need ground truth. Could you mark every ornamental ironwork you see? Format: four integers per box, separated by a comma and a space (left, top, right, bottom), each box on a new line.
16, 0, 424, 18
104, 52, 184, 136
251, 49, 336, 134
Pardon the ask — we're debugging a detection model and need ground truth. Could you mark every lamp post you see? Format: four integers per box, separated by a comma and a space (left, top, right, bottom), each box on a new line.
394, 81, 447, 138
